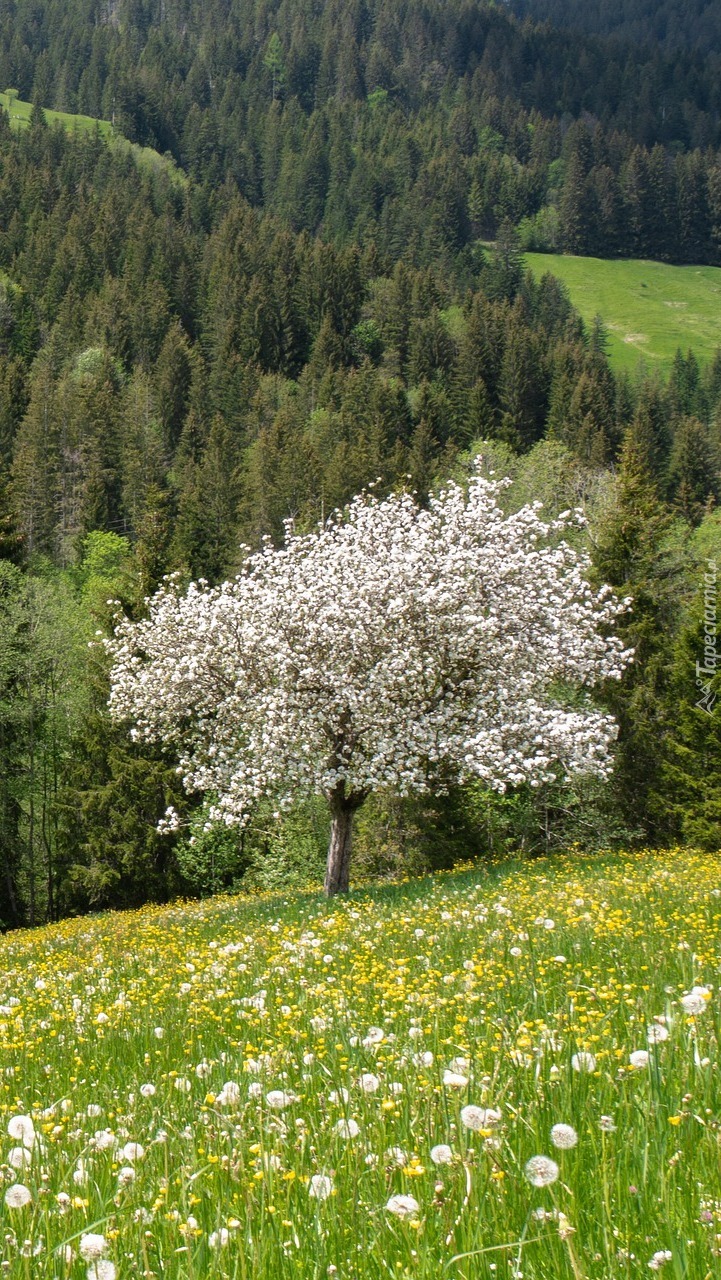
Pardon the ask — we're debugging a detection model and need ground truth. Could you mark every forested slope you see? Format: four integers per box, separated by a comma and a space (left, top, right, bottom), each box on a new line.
0, 0, 719, 926
1, 0, 721, 261
510, 0, 721, 53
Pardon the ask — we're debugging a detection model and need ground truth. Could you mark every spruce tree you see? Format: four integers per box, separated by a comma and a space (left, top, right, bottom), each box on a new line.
592, 421, 677, 835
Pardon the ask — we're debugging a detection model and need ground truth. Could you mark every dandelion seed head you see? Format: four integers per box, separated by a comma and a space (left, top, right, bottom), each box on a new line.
79, 1233, 108, 1262
550, 1123, 578, 1149
386, 1193, 420, 1219
309, 1174, 334, 1200
461, 1105, 501, 1131
335, 1118, 360, 1139
4, 1183, 32, 1209
647, 1024, 669, 1044
524, 1155, 559, 1187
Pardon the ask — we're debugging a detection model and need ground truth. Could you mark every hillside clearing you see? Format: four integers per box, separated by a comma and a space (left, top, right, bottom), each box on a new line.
0, 849, 718, 1277
0, 90, 114, 139
524, 252, 721, 373
0, 89, 186, 186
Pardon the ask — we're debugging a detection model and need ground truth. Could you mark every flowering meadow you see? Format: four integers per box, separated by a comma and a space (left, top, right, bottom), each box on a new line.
0, 849, 719, 1280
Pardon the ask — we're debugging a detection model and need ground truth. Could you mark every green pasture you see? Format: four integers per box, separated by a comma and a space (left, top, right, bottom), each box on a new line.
0, 88, 114, 138
524, 251, 721, 373
0, 88, 186, 185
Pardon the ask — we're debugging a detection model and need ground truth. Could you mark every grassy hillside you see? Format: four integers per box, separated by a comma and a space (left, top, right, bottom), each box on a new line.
0, 89, 114, 138
524, 252, 721, 373
0, 88, 186, 185
0, 848, 718, 1277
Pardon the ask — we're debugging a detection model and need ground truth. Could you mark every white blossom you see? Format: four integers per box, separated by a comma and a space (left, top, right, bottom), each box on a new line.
120, 1141, 145, 1162
217, 1081, 242, 1107
7, 1116, 35, 1149
208, 1228, 230, 1247
107, 472, 630, 892
335, 1118, 360, 1139
8, 1146, 31, 1169
265, 1090, 297, 1110
443, 1070, 469, 1089
460, 1105, 502, 1132
86, 1263, 116, 1280
358, 1073, 380, 1094
647, 1024, 669, 1044
648, 1250, 673, 1270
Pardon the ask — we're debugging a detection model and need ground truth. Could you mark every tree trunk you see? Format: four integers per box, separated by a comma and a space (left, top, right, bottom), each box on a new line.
324, 798, 355, 897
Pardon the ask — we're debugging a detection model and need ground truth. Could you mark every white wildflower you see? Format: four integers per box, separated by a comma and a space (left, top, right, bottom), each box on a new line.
443, 1070, 469, 1089
681, 988, 710, 1015
79, 1234, 108, 1262
358, 1073, 380, 1093
7, 1116, 35, 1149
208, 1228, 230, 1247
266, 1090, 297, 1110
647, 1024, 669, 1044
647, 1250, 672, 1270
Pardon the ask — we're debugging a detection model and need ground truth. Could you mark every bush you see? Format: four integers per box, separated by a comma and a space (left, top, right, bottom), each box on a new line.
176, 806, 248, 895
517, 206, 561, 253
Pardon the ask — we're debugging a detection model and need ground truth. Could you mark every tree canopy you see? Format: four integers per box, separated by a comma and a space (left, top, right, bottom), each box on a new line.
107, 475, 630, 893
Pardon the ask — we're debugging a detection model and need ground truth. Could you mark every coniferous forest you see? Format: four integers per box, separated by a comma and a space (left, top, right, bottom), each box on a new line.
0, 0, 719, 926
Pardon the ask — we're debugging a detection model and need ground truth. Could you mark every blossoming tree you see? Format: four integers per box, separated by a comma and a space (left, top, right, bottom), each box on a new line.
107, 474, 631, 895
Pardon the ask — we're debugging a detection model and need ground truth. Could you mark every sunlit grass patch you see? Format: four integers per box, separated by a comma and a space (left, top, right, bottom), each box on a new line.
0, 848, 718, 1277
524, 252, 721, 373
0, 89, 186, 187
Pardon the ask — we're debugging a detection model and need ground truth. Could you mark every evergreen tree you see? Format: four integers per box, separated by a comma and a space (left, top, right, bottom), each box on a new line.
669, 417, 719, 525
592, 422, 677, 835
560, 124, 594, 254
657, 603, 721, 848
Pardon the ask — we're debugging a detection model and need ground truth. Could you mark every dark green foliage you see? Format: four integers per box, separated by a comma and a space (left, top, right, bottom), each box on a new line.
657, 608, 721, 849
175, 803, 249, 897
510, 0, 721, 53
592, 424, 683, 839
57, 713, 187, 912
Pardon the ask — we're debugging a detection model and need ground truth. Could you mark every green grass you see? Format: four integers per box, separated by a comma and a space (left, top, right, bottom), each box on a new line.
0, 89, 186, 186
0, 847, 719, 1278
524, 252, 721, 374
0, 90, 114, 139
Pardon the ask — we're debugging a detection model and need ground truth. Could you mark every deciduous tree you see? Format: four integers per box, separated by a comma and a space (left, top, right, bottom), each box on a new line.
108, 473, 630, 895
